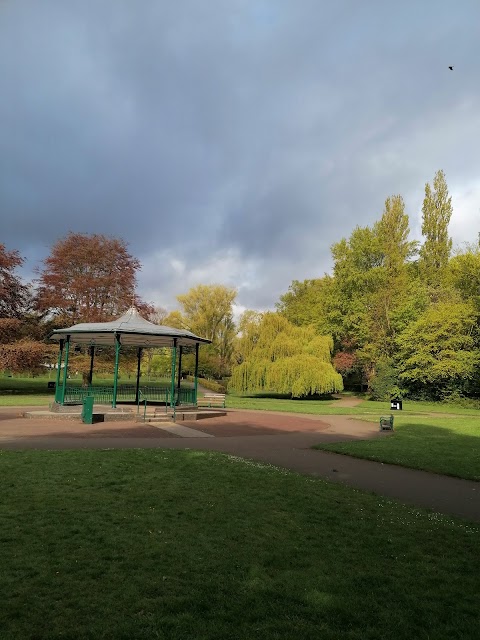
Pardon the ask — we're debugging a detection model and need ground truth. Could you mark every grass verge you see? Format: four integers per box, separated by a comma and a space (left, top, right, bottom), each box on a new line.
226, 394, 362, 414
315, 416, 480, 481
226, 394, 480, 416
0, 449, 478, 639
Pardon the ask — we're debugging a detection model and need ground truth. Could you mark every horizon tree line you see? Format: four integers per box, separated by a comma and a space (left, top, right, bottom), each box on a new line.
1, 170, 479, 400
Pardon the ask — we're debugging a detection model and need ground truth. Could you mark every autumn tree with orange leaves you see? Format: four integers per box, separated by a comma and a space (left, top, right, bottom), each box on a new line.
0, 243, 56, 373
0, 243, 29, 319
35, 233, 150, 324
0, 243, 31, 349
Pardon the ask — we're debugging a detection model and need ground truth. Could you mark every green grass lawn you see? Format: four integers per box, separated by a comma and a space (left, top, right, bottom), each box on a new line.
315, 415, 480, 481
226, 393, 367, 415
226, 393, 480, 416
0, 449, 478, 640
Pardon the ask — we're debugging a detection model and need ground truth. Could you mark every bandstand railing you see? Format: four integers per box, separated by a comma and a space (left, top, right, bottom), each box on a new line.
58, 384, 197, 406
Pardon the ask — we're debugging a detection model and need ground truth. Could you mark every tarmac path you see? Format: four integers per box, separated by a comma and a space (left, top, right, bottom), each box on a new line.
0, 406, 478, 523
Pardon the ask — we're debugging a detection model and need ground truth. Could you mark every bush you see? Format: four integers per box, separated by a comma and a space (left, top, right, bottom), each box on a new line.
185, 375, 226, 393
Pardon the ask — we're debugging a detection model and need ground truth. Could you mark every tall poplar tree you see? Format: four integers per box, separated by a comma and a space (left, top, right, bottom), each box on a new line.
368, 194, 419, 355
376, 195, 417, 278
419, 170, 453, 287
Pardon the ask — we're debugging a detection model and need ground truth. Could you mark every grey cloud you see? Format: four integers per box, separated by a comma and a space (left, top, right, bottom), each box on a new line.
1, 0, 480, 313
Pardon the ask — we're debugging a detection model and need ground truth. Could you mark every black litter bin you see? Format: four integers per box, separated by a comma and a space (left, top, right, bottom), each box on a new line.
390, 398, 403, 410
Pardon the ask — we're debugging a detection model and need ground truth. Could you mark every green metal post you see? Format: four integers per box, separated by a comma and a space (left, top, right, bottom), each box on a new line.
112, 333, 121, 408
177, 346, 183, 389
54, 339, 64, 403
170, 339, 177, 409
194, 342, 199, 405
60, 336, 70, 405
88, 345, 95, 385
135, 347, 142, 404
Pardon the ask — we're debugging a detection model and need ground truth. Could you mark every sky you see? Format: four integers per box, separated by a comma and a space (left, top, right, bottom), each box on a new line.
1, 0, 479, 318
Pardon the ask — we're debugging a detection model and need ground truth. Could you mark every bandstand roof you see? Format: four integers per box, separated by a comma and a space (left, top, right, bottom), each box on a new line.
49, 307, 211, 348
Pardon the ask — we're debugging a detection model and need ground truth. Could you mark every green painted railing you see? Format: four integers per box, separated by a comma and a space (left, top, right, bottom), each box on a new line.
63, 386, 114, 404
61, 384, 196, 406
176, 387, 196, 405
141, 386, 170, 404
137, 390, 148, 420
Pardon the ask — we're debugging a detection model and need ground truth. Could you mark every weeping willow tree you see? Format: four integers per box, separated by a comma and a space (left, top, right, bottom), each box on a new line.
230, 312, 343, 397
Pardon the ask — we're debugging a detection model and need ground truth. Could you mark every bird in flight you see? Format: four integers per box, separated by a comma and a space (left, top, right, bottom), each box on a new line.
449, 65, 454, 70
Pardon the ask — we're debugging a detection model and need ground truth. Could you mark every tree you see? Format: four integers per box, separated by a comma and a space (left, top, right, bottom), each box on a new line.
142, 307, 169, 379
448, 244, 480, 311
35, 233, 146, 323
0, 340, 57, 375
162, 310, 185, 330
0, 244, 52, 374
396, 300, 479, 399
147, 306, 168, 325
233, 310, 263, 364
375, 195, 417, 277
329, 225, 386, 386
366, 195, 419, 360
177, 284, 236, 340
330, 225, 384, 343
0, 243, 29, 319
327, 200, 421, 390
419, 170, 453, 288
229, 312, 343, 397
176, 284, 237, 378
276, 276, 336, 336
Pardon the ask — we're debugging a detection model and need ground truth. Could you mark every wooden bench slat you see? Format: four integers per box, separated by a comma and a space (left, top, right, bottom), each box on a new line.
198, 393, 226, 408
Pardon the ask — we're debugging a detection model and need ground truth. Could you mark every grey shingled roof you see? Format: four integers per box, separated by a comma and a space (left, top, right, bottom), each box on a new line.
49, 307, 211, 347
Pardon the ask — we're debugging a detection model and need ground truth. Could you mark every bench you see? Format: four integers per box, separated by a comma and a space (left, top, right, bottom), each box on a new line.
197, 393, 226, 408
379, 415, 394, 431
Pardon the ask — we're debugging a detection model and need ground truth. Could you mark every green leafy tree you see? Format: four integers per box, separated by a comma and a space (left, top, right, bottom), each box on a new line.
230, 312, 343, 397
448, 244, 480, 311
375, 195, 417, 277
330, 224, 389, 386
176, 284, 237, 378
329, 199, 420, 389
368, 358, 406, 401
276, 276, 336, 336
233, 310, 263, 364
366, 195, 419, 361
396, 300, 479, 399
142, 307, 169, 379
419, 170, 453, 289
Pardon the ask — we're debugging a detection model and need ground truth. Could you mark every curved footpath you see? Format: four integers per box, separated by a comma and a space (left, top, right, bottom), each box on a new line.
0, 407, 478, 523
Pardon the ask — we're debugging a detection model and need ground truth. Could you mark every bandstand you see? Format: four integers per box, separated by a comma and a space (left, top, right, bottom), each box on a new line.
49, 307, 210, 410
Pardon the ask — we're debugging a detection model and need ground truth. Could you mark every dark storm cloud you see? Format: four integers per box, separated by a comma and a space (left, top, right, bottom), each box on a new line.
1, 0, 479, 311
